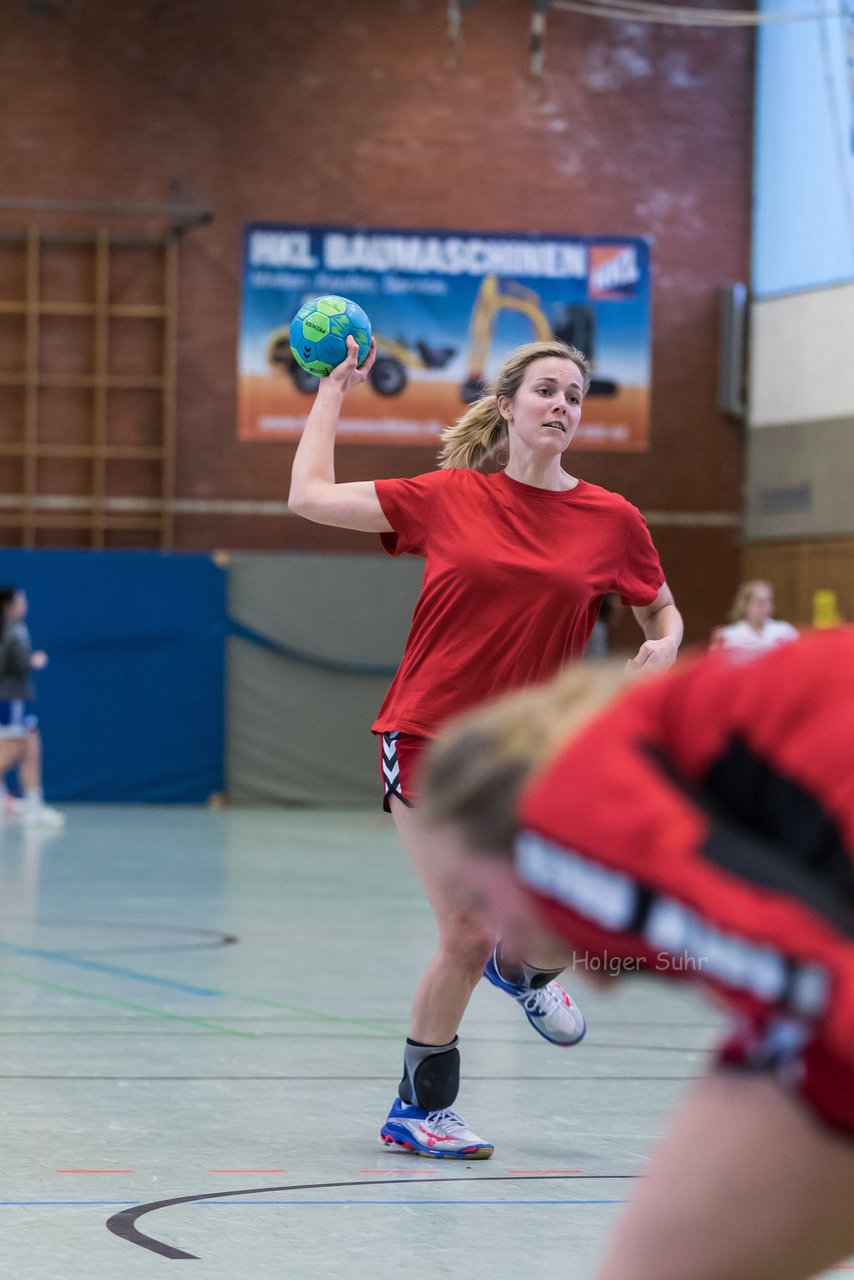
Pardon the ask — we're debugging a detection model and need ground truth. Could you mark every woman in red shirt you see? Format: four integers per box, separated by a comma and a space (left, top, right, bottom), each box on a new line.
289, 335, 682, 1158
417, 629, 854, 1278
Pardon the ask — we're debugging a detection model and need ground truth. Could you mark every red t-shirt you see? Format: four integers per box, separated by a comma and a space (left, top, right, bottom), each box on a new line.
372, 467, 664, 737
517, 629, 854, 1076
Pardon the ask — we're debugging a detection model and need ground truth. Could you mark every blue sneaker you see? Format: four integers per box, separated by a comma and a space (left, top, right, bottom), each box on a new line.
484, 949, 586, 1046
380, 1098, 494, 1160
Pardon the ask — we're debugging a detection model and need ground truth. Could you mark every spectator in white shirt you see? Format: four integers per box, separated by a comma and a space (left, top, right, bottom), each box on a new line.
712, 580, 799, 653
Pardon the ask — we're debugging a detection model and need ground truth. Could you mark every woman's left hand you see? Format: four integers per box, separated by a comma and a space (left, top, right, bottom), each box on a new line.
31, 651, 48, 670
625, 637, 679, 674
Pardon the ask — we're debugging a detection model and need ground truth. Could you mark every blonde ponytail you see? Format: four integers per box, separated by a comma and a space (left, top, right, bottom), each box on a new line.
438, 395, 508, 471
436, 339, 592, 472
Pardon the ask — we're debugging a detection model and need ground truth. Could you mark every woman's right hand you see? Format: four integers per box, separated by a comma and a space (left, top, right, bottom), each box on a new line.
325, 336, 377, 396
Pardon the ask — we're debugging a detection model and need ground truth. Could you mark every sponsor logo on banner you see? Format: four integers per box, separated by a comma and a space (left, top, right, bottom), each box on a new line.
588, 245, 641, 299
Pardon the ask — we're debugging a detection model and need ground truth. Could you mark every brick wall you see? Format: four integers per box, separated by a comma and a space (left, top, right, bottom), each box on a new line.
0, 0, 753, 640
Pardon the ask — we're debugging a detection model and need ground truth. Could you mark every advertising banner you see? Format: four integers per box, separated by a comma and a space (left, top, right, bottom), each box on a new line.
238, 224, 651, 450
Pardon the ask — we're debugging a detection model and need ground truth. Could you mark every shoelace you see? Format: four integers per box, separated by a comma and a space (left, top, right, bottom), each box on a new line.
521, 983, 565, 1014
426, 1107, 465, 1128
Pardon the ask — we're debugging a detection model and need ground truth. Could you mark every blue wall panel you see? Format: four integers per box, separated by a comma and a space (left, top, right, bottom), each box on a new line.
0, 550, 226, 803
753, 2, 854, 295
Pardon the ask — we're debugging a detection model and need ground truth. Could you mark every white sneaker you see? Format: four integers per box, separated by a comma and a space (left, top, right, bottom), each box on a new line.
1, 796, 25, 817
380, 1098, 494, 1159
22, 804, 66, 828
484, 949, 586, 1046
517, 979, 587, 1045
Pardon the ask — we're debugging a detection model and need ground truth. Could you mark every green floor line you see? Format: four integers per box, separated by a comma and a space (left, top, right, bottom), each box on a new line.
0, 965, 402, 1038
0, 945, 403, 1038
232, 992, 403, 1036
0, 970, 258, 1039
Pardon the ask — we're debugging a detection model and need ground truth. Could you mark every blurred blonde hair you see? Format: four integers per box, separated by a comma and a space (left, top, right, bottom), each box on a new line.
418, 661, 628, 858
729, 580, 773, 624
437, 340, 592, 472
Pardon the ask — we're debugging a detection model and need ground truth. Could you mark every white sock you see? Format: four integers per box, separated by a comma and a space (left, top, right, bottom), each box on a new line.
24, 787, 43, 810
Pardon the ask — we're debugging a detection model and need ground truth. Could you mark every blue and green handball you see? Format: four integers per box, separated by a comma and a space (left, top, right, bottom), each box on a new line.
289, 295, 372, 378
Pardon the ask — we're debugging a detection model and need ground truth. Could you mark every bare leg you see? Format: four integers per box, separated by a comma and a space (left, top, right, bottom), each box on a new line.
0, 737, 25, 794
498, 936, 576, 977
15, 730, 64, 825
597, 1071, 854, 1280
19, 729, 42, 792
390, 797, 494, 1045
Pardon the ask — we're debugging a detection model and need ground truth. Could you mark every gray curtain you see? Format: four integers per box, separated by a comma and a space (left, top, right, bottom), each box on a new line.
226, 553, 423, 805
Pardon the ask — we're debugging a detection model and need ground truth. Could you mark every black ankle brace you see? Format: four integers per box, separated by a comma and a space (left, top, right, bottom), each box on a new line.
398, 1036, 460, 1109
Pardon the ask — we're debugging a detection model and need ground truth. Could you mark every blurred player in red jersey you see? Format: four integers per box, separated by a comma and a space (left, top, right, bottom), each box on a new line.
419, 627, 854, 1278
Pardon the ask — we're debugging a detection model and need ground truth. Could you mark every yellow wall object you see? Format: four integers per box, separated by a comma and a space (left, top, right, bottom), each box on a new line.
812, 590, 843, 629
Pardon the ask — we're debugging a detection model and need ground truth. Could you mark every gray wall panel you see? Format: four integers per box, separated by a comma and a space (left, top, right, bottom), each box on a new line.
744, 416, 854, 541
227, 554, 424, 805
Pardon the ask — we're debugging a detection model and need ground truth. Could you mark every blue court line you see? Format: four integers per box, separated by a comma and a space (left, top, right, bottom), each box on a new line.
0, 942, 220, 997
0, 968, 257, 1038
0, 1199, 626, 1207
193, 1199, 628, 1206
0, 942, 403, 1036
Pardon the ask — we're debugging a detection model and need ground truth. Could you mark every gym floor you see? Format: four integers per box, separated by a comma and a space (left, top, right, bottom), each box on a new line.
2, 807, 852, 1279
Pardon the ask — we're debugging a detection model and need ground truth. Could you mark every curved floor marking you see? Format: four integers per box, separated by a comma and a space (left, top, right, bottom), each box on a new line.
106, 1173, 635, 1260
0, 920, 238, 959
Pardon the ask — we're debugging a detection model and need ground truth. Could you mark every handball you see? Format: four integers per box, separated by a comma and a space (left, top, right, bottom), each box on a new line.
289, 295, 372, 378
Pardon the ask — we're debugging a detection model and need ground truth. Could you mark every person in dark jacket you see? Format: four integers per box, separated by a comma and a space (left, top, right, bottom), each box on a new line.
0, 586, 64, 826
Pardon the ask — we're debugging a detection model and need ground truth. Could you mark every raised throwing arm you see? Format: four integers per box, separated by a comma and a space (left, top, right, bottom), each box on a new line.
288, 337, 393, 533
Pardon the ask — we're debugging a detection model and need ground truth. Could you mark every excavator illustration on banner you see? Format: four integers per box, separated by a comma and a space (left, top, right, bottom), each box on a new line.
460, 275, 618, 403
267, 275, 618, 402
